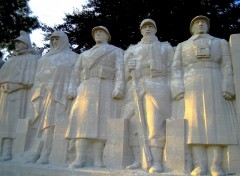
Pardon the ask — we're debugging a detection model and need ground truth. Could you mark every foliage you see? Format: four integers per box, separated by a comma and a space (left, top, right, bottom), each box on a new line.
0, 0, 39, 52
42, 0, 240, 53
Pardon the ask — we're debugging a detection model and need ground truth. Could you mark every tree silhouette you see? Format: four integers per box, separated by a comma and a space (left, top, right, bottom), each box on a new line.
42, 0, 240, 53
0, 0, 39, 52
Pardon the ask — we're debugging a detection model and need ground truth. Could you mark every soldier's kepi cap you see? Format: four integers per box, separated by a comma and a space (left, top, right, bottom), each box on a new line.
189, 15, 210, 34
14, 30, 32, 48
91, 26, 111, 42
140, 18, 157, 29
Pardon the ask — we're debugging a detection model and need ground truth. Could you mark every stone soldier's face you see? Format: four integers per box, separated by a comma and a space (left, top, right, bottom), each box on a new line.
15, 40, 28, 52
192, 20, 208, 34
94, 30, 108, 44
140, 24, 157, 37
51, 36, 60, 49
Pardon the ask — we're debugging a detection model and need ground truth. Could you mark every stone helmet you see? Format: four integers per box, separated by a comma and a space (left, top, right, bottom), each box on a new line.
189, 15, 210, 34
140, 18, 157, 30
91, 26, 111, 42
14, 30, 32, 48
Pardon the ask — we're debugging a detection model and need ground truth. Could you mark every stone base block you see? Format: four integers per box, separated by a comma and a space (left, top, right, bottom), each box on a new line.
49, 118, 69, 164
12, 119, 31, 158
165, 119, 191, 172
104, 118, 132, 168
0, 161, 189, 176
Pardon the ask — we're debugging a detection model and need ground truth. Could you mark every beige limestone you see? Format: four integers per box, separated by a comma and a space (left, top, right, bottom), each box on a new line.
49, 118, 69, 165
123, 18, 174, 173
165, 119, 192, 172
65, 26, 125, 169
12, 119, 31, 158
104, 119, 132, 169
24, 31, 78, 165
0, 19, 240, 176
171, 15, 239, 176
0, 30, 39, 162
229, 34, 240, 174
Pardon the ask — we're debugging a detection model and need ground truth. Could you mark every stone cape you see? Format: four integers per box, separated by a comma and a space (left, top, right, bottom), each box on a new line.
0, 30, 240, 176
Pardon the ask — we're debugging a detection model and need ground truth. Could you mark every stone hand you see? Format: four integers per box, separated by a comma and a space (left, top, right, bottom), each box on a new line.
174, 92, 184, 101
67, 90, 77, 100
0, 83, 10, 93
112, 87, 123, 99
223, 91, 234, 100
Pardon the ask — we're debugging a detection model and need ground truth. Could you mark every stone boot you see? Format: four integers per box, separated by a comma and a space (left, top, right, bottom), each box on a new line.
36, 127, 54, 165
0, 138, 13, 162
126, 161, 141, 170
69, 139, 88, 169
125, 146, 141, 170
191, 145, 207, 176
37, 153, 49, 165
93, 141, 106, 168
148, 147, 164, 173
25, 152, 40, 163
211, 165, 225, 176
24, 139, 43, 163
210, 146, 225, 176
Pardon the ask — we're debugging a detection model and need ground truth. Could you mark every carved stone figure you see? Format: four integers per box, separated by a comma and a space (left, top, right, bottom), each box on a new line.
171, 15, 238, 176
66, 26, 124, 169
124, 19, 174, 173
0, 31, 39, 161
26, 31, 78, 164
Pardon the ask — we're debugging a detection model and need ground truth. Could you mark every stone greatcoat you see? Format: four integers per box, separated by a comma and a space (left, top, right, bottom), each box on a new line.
66, 43, 124, 141
31, 31, 78, 131
124, 36, 174, 147
171, 34, 238, 145
0, 49, 39, 138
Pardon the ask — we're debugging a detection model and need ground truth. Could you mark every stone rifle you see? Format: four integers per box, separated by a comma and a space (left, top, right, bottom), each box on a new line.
131, 70, 152, 168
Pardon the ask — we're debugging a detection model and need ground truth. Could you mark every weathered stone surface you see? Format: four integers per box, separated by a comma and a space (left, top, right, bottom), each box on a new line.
0, 21, 240, 176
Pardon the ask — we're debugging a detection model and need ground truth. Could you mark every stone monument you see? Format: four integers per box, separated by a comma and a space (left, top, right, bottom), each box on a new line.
0, 30, 39, 162
0, 16, 239, 176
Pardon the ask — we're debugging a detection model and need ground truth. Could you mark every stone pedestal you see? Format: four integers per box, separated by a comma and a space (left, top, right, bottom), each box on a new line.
230, 34, 240, 120
49, 118, 69, 165
12, 119, 31, 158
104, 118, 132, 169
165, 119, 191, 173
229, 34, 240, 174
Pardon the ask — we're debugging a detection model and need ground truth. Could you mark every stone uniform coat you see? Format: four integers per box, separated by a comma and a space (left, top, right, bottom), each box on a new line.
171, 34, 237, 145
0, 49, 39, 138
124, 38, 174, 147
66, 44, 124, 140
31, 31, 78, 130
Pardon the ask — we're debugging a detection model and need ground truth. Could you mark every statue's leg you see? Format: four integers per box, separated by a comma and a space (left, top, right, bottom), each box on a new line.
93, 140, 106, 167
0, 138, 13, 161
37, 126, 54, 164
68, 138, 89, 169
148, 146, 164, 173
125, 146, 141, 170
191, 145, 207, 175
210, 145, 225, 176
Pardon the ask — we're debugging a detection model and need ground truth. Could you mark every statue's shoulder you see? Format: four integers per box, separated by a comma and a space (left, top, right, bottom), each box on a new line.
161, 41, 171, 46
161, 41, 174, 50
179, 39, 191, 47
109, 44, 124, 52
125, 44, 137, 52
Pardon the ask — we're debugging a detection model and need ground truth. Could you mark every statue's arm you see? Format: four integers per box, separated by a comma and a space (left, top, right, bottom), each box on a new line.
112, 48, 125, 99
220, 39, 235, 100
67, 54, 82, 100
171, 43, 185, 100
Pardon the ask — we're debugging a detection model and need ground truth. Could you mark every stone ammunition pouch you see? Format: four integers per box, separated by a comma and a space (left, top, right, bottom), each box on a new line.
81, 66, 115, 80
